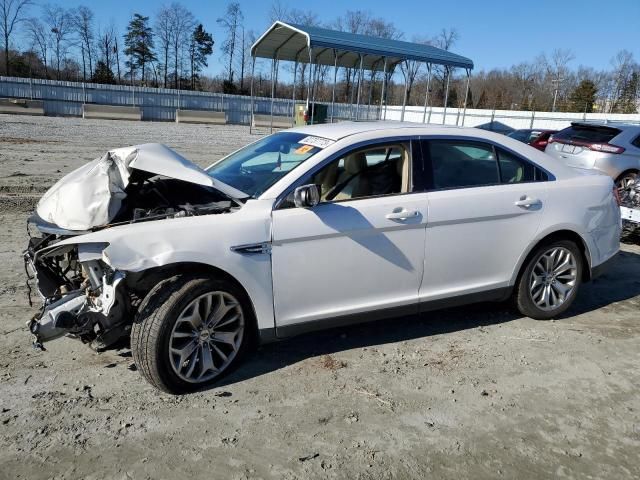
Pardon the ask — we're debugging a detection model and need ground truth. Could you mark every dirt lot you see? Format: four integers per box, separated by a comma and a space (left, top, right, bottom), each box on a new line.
1, 114, 639, 480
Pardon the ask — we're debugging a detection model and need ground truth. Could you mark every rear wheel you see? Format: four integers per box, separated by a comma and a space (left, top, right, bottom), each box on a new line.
131, 274, 253, 394
515, 240, 583, 319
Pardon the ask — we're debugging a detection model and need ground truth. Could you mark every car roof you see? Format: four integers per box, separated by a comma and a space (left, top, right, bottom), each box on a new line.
570, 121, 640, 131
287, 121, 458, 141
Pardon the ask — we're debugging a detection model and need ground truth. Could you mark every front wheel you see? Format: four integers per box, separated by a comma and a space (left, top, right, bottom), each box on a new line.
514, 240, 583, 319
131, 274, 253, 394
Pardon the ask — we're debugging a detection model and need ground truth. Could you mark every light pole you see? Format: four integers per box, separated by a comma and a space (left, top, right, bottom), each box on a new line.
551, 77, 564, 112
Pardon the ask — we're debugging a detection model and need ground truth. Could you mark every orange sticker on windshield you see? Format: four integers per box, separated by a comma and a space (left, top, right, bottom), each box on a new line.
294, 145, 314, 154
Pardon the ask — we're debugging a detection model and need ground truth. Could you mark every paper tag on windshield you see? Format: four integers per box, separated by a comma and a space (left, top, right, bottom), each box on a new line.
294, 145, 314, 155
299, 136, 334, 149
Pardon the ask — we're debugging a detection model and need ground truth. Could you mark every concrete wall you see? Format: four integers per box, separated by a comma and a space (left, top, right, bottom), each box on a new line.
0, 98, 44, 115
83, 104, 141, 120
176, 109, 226, 124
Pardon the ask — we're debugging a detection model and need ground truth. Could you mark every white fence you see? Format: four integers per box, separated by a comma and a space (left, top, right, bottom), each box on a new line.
383, 105, 640, 132
1, 76, 639, 129
0, 76, 371, 123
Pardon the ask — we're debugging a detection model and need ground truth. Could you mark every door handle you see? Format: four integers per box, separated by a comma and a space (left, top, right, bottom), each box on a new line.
514, 196, 542, 208
386, 209, 419, 220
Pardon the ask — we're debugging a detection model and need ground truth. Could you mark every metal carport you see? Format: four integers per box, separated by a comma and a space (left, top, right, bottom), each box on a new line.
249, 21, 474, 132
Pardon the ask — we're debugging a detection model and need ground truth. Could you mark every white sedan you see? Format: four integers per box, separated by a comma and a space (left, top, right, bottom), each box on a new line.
25, 122, 621, 393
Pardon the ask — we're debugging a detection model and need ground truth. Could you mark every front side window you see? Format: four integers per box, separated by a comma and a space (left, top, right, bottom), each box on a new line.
428, 140, 500, 189
207, 132, 329, 198
282, 143, 411, 207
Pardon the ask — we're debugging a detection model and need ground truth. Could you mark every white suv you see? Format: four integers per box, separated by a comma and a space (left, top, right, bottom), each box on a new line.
25, 122, 621, 393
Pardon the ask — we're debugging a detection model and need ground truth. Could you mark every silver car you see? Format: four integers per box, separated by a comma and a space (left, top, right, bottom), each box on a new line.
545, 122, 640, 188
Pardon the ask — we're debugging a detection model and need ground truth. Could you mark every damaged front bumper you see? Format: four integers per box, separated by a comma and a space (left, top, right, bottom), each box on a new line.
24, 236, 130, 351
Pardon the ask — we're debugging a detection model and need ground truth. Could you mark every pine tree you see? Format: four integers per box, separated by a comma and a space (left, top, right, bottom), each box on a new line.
188, 24, 214, 90
123, 13, 156, 85
569, 80, 597, 113
92, 60, 115, 84
619, 72, 639, 114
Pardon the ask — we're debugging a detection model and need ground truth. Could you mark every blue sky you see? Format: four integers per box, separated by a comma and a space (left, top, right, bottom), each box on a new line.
41, 0, 640, 76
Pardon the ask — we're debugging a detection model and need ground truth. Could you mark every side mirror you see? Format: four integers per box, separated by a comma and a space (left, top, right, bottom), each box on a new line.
293, 184, 320, 208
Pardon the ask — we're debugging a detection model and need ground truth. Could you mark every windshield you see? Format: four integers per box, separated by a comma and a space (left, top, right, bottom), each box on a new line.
207, 132, 331, 198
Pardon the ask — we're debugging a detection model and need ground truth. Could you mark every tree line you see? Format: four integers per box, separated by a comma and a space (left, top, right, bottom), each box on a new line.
1, 0, 638, 113
1, 0, 216, 90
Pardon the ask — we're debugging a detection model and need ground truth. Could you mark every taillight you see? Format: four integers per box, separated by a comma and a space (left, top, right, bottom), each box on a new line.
589, 143, 625, 154
612, 185, 621, 206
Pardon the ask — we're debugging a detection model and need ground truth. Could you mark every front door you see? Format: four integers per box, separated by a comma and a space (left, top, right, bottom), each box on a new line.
270, 141, 428, 332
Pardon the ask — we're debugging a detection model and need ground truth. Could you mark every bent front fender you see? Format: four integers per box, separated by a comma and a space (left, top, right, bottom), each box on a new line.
52, 206, 276, 332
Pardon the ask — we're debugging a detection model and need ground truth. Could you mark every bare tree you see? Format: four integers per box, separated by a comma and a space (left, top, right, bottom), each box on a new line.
97, 24, 115, 74
609, 50, 636, 113
217, 1, 243, 85
268, 0, 288, 23
25, 16, 48, 76
236, 27, 255, 93
113, 26, 121, 82
431, 28, 459, 105
510, 62, 540, 108
167, 2, 194, 88
43, 4, 71, 80
72, 5, 94, 78
400, 36, 432, 105
541, 48, 575, 110
335, 10, 370, 102
1, 0, 33, 75
155, 5, 172, 87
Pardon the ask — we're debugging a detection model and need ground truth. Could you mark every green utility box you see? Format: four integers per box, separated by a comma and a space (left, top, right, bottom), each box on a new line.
294, 102, 328, 125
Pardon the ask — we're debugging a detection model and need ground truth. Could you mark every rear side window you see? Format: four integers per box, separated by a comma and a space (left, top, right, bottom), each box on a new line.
632, 135, 640, 149
428, 140, 500, 189
422, 140, 549, 190
554, 125, 621, 144
497, 148, 535, 183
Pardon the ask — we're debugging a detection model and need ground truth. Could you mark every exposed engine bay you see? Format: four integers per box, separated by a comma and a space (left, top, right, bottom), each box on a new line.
24, 143, 242, 350
620, 178, 640, 235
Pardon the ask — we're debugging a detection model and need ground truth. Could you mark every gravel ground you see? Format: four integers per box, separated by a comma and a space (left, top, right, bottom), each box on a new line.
1, 114, 639, 480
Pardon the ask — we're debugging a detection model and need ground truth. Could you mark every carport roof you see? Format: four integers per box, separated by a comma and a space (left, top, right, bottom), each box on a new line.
251, 21, 474, 71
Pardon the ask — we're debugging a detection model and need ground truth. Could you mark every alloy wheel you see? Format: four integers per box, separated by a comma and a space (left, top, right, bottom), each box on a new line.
168, 291, 244, 383
529, 247, 578, 311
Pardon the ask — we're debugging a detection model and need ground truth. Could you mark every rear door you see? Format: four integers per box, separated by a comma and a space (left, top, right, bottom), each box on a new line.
419, 138, 550, 302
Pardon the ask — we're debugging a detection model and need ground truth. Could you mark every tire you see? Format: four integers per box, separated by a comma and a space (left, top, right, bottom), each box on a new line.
131, 274, 254, 394
514, 240, 583, 320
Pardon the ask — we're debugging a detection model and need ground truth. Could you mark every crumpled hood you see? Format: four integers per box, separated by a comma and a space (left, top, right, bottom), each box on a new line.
35, 143, 244, 231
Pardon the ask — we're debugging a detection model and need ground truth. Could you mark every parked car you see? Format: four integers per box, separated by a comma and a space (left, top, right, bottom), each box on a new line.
507, 129, 558, 151
545, 121, 640, 189
24, 122, 621, 393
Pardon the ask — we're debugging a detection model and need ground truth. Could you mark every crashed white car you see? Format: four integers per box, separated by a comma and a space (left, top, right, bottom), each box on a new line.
24, 122, 621, 393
